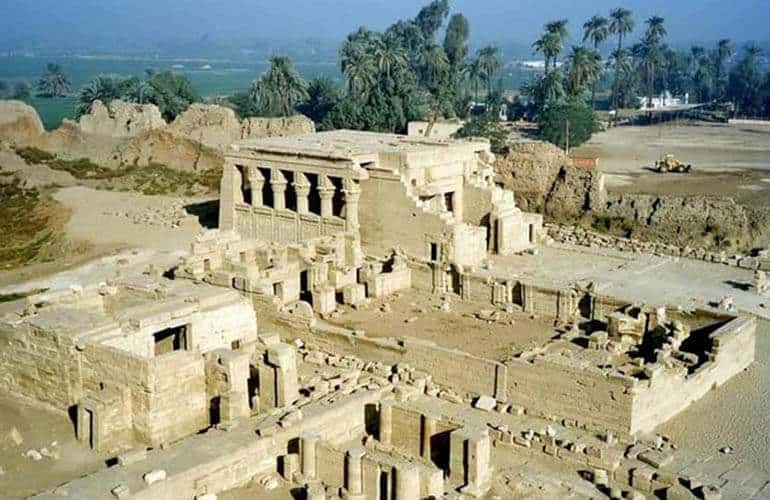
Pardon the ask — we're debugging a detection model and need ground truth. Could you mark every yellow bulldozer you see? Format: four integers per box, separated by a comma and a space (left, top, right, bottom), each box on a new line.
654, 154, 693, 173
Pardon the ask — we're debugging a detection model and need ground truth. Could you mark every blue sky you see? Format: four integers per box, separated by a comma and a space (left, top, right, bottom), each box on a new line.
2, 0, 768, 49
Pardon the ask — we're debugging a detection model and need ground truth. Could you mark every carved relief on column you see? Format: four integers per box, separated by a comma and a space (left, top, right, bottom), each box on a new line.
342, 178, 361, 232
270, 168, 288, 210
293, 172, 311, 214
246, 165, 264, 207
317, 175, 335, 218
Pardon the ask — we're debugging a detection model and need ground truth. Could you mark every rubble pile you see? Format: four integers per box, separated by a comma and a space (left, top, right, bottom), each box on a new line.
547, 223, 770, 270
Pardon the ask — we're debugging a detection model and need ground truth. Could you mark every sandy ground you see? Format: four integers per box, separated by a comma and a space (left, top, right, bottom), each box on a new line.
327, 288, 555, 361
660, 320, 770, 479
0, 186, 212, 295
574, 121, 770, 174
571, 122, 770, 207
492, 244, 770, 321
0, 394, 110, 499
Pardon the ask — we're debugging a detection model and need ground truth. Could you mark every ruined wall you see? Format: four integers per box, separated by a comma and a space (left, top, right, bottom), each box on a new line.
495, 141, 603, 219
494, 138, 770, 252
462, 184, 494, 229
0, 99, 314, 173
283, 323, 504, 399
359, 173, 448, 260
630, 316, 756, 434
505, 357, 636, 435
600, 193, 770, 251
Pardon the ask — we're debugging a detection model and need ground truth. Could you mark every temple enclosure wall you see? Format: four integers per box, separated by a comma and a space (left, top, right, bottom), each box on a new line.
0, 99, 314, 173
494, 139, 770, 252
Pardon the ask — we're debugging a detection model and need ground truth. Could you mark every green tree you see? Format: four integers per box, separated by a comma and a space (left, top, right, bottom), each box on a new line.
565, 46, 602, 99
545, 19, 569, 67
463, 57, 484, 103
727, 45, 765, 117
12, 81, 32, 101
476, 46, 501, 99
640, 16, 667, 110
609, 8, 635, 109
76, 75, 124, 117
539, 99, 599, 150
36, 63, 71, 98
297, 77, 342, 126
582, 15, 609, 108
712, 39, 733, 100
414, 0, 449, 39
142, 71, 199, 121
522, 70, 566, 114
533, 31, 562, 74
443, 13, 470, 68
249, 56, 309, 117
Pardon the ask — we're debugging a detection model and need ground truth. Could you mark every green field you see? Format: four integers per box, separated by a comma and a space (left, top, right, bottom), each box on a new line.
1, 55, 533, 130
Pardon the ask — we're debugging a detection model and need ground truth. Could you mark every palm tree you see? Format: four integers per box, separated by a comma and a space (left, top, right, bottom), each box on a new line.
36, 63, 71, 98
583, 15, 610, 49
463, 57, 484, 104
609, 8, 635, 109
76, 75, 123, 117
582, 15, 610, 108
533, 31, 562, 74
544, 19, 569, 68
566, 46, 603, 98
476, 46, 501, 100
645, 16, 667, 44
250, 56, 309, 117
641, 16, 666, 111
340, 28, 378, 97
607, 48, 633, 108
713, 39, 733, 100
372, 36, 408, 80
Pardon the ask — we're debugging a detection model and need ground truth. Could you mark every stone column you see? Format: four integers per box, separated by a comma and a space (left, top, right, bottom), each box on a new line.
301, 433, 319, 479
219, 160, 238, 230
318, 175, 335, 218
270, 168, 288, 210
379, 402, 393, 446
247, 165, 265, 207
345, 447, 366, 499
293, 172, 311, 214
421, 414, 437, 460
395, 463, 420, 500
342, 178, 361, 232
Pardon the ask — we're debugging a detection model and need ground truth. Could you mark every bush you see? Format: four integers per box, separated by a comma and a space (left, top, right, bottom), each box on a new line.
453, 117, 509, 154
538, 99, 599, 149
15, 147, 56, 164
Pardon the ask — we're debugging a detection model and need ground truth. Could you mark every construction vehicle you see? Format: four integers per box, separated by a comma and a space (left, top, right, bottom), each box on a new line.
654, 154, 693, 173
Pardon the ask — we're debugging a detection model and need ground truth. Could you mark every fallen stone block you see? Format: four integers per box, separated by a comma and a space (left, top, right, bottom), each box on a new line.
473, 395, 497, 412
143, 469, 167, 485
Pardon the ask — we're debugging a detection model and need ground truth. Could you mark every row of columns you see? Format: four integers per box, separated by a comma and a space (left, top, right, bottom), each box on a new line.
241, 166, 360, 231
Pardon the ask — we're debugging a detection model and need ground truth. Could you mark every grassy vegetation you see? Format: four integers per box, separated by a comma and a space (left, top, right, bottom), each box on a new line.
14, 146, 220, 195
0, 178, 67, 268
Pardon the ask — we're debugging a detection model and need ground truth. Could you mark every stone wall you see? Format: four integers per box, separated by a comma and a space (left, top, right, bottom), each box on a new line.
359, 172, 448, 260
279, 322, 505, 400
630, 315, 756, 434
505, 356, 636, 435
